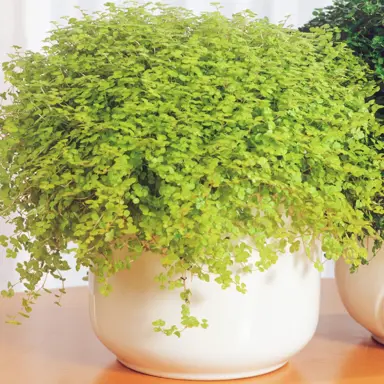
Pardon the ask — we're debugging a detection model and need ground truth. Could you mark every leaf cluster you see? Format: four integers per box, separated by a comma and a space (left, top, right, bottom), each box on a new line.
301, 0, 384, 235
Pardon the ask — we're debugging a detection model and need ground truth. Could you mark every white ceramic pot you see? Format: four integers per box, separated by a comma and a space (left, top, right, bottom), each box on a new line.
335, 241, 384, 345
89, 240, 322, 380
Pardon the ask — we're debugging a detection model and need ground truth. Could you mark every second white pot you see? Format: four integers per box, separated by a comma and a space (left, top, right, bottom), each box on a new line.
335, 240, 384, 345
89, 239, 322, 380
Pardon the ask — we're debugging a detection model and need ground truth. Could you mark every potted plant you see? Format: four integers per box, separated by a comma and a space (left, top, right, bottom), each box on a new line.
302, 0, 384, 345
0, 2, 383, 380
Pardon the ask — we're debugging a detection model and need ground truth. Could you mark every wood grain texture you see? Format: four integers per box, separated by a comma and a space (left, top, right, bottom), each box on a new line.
0, 279, 383, 384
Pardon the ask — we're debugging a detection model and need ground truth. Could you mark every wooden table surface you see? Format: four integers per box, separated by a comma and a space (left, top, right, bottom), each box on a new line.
0, 279, 383, 384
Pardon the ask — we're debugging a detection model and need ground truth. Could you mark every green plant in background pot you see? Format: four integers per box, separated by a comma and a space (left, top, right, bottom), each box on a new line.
302, 0, 384, 347
301, 0, 383, 118
0, 2, 383, 379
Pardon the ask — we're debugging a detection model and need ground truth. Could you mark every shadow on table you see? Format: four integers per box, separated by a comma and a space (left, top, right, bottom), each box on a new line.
312, 313, 384, 381
93, 360, 309, 384
336, 340, 384, 382
317, 313, 381, 346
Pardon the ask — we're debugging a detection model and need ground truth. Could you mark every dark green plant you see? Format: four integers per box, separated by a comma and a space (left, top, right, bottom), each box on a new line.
0, 2, 383, 335
301, 0, 383, 114
301, 0, 384, 241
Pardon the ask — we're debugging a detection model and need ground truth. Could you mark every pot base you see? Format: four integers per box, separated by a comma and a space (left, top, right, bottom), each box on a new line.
117, 358, 287, 381
372, 334, 384, 346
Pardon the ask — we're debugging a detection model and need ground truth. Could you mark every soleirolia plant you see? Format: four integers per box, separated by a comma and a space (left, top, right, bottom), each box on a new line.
0, 2, 383, 335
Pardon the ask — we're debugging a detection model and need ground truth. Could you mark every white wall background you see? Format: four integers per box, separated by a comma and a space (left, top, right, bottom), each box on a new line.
0, 0, 334, 291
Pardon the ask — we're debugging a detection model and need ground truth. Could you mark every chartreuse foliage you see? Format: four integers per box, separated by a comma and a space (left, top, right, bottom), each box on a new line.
301, 0, 384, 240
0, 2, 383, 334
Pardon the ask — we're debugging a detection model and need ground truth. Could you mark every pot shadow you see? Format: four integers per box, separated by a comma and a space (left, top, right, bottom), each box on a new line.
316, 313, 381, 346
93, 360, 309, 384
309, 313, 384, 381
334, 340, 384, 381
